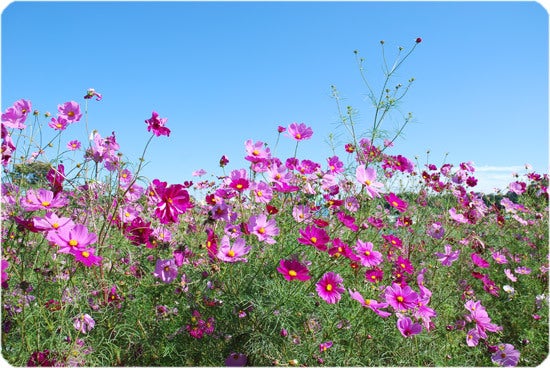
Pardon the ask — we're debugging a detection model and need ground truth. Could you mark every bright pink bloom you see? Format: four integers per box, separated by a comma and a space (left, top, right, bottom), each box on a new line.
72, 247, 102, 267
365, 268, 384, 283
504, 269, 517, 282
33, 212, 75, 234
2, 99, 31, 129
328, 238, 358, 260
48, 116, 69, 131
57, 101, 82, 122
354, 240, 383, 267
286, 122, 313, 141
384, 283, 419, 311
316, 272, 344, 304
228, 169, 250, 192
509, 181, 526, 195
21, 188, 68, 211
249, 214, 279, 244
356, 165, 384, 198
67, 140, 81, 151
336, 211, 358, 231
449, 207, 469, 223
154, 183, 193, 224
244, 139, 271, 163
251, 181, 273, 204
145, 111, 170, 137
1, 259, 9, 286
466, 328, 481, 346
277, 258, 311, 281
471, 253, 490, 268
382, 234, 402, 248
53, 224, 97, 254
217, 236, 251, 263
395, 256, 415, 274
298, 225, 330, 251
396, 316, 422, 338
327, 156, 344, 174
385, 193, 408, 212
491, 251, 508, 264
348, 289, 391, 318
319, 341, 333, 352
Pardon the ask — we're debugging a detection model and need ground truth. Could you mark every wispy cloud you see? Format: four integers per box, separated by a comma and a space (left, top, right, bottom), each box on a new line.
471, 165, 526, 193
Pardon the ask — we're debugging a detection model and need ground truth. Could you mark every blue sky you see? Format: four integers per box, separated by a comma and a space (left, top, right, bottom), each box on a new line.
2, 1, 548, 193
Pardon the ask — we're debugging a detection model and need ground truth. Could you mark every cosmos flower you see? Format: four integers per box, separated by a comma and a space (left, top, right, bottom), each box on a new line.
217, 236, 251, 263
385, 193, 408, 212
57, 101, 82, 122
145, 111, 170, 137
354, 240, 383, 267
491, 343, 520, 367
356, 165, 384, 198
286, 122, 313, 141
384, 283, 419, 311
396, 316, 422, 338
435, 244, 460, 266
277, 258, 311, 281
153, 258, 178, 283
73, 313, 95, 334
316, 272, 345, 304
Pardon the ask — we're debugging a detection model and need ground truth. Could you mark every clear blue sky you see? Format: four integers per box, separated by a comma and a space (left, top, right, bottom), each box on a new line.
2, 1, 548, 193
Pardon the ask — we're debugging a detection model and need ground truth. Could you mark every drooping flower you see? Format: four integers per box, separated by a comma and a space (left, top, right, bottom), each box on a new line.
57, 101, 82, 122
355, 165, 384, 198
217, 236, 251, 263
491, 343, 520, 367
471, 253, 490, 268
348, 289, 391, 318
319, 341, 333, 352
84, 88, 102, 101
153, 258, 178, 283
384, 192, 408, 212
73, 313, 95, 334
276, 258, 311, 281
286, 122, 313, 141
316, 272, 345, 304
435, 244, 460, 266
396, 316, 422, 338
145, 111, 171, 137
384, 283, 419, 311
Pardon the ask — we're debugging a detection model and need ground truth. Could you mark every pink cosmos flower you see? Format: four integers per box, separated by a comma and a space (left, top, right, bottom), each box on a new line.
154, 183, 193, 224
21, 188, 68, 211
228, 169, 250, 192
365, 268, 384, 283
336, 211, 359, 231
504, 269, 517, 282
298, 225, 330, 251
356, 165, 384, 198
286, 122, 313, 141
292, 205, 312, 223
277, 258, 311, 281
491, 343, 520, 367
57, 101, 82, 122
509, 181, 526, 195
382, 234, 402, 248
67, 139, 81, 151
1, 259, 9, 286
316, 272, 345, 304
251, 181, 273, 204
244, 139, 271, 163
53, 224, 97, 254
327, 156, 344, 174
73, 313, 95, 334
385, 192, 408, 212
217, 236, 251, 263
48, 116, 69, 131
249, 214, 279, 244
515, 266, 531, 275
145, 111, 170, 137
449, 207, 469, 223
464, 300, 502, 338
395, 256, 415, 274
491, 251, 508, 264
2, 99, 32, 129
384, 283, 419, 311
396, 316, 422, 338
466, 328, 481, 346
72, 247, 102, 267
435, 244, 460, 266
354, 240, 383, 267
153, 258, 178, 283
33, 212, 75, 233
426, 222, 445, 239
348, 289, 391, 318
471, 253, 490, 268
328, 238, 358, 260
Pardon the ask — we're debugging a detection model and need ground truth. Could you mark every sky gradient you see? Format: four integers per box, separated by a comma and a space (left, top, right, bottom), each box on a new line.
2, 1, 548, 193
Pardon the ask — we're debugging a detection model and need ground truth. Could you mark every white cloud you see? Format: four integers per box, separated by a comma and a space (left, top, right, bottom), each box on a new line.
471, 165, 526, 193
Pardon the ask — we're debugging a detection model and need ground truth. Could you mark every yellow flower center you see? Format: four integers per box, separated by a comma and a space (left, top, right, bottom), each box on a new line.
69, 239, 78, 247
228, 250, 235, 257
295, 133, 302, 139
365, 179, 372, 186
365, 299, 371, 305
52, 223, 59, 229
81, 251, 90, 258
310, 237, 317, 244
41, 201, 51, 207
288, 270, 297, 277
236, 184, 243, 189
397, 296, 404, 302
326, 284, 333, 291
56, 123, 62, 128
252, 149, 260, 156
258, 227, 266, 234
364, 250, 371, 256
67, 111, 75, 117
392, 201, 399, 207
256, 190, 263, 197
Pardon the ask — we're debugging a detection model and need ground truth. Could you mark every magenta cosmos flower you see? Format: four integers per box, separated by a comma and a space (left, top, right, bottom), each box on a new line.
277, 258, 311, 281
384, 283, 419, 311
72, 247, 102, 267
145, 111, 171, 137
316, 272, 345, 304
434, 244, 460, 266
396, 316, 422, 338
298, 225, 330, 251
217, 236, 251, 263
356, 165, 384, 198
48, 116, 69, 131
491, 343, 520, 367
286, 122, 313, 141
153, 258, 178, 283
57, 101, 82, 122
384, 192, 408, 213
348, 289, 391, 318
21, 188, 68, 211
153, 182, 193, 224
2, 99, 32, 129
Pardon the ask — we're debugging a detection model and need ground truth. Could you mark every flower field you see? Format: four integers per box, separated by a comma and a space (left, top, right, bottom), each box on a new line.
1, 40, 548, 367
